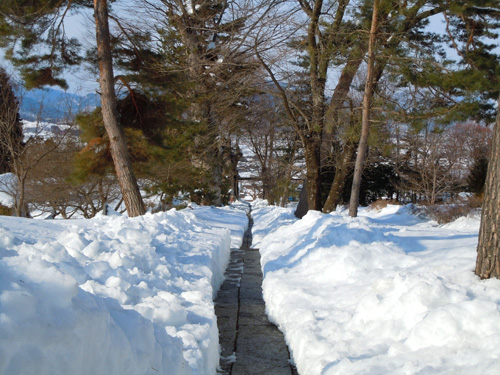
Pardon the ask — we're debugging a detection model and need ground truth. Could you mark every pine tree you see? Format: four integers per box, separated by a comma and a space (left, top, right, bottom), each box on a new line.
258, 0, 459, 215
0, 68, 23, 174
467, 155, 488, 196
348, 0, 379, 217
0, 0, 146, 216
159, 0, 261, 205
432, 1, 500, 279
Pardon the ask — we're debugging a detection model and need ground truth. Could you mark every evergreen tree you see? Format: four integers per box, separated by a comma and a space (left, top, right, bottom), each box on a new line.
81, 0, 263, 205
0, 0, 86, 89
421, 0, 500, 279
467, 155, 488, 196
0, 0, 146, 216
0, 68, 23, 174
154, 0, 262, 205
258, 0, 462, 215
73, 91, 210, 208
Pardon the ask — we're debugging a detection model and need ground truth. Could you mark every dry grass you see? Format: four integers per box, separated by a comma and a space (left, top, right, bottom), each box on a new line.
369, 199, 401, 211
423, 195, 483, 224
0, 203, 11, 216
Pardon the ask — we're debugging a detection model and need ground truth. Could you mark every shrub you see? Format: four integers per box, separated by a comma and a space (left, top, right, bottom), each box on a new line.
422, 196, 482, 224
0, 203, 12, 216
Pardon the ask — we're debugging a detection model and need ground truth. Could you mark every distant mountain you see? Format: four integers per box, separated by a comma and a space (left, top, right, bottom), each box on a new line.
18, 88, 100, 122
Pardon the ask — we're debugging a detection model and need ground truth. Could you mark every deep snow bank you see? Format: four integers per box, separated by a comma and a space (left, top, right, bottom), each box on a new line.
0, 206, 247, 375
253, 203, 500, 375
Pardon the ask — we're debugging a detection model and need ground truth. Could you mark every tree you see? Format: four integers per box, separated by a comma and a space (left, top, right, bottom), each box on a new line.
469, 1, 500, 278
467, 155, 488, 196
73, 92, 213, 210
348, 0, 378, 217
0, 86, 73, 217
240, 92, 301, 205
476, 94, 500, 278
397, 0, 500, 278
0, 0, 146, 216
256, 0, 453, 215
0, 68, 23, 175
93, 0, 145, 216
256, 0, 355, 211
0, 68, 29, 216
396, 123, 466, 204
137, 0, 269, 205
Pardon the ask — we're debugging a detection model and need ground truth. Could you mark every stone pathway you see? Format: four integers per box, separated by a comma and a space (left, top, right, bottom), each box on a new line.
215, 213, 298, 375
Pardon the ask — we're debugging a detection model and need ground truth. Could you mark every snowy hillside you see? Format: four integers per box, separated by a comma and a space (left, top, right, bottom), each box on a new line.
19, 88, 99, 122
0, 206, 248, 375
22, 120, 76, 140
252, 204, 500, 375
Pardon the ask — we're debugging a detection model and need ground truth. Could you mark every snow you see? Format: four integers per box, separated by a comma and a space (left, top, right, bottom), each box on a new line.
22, 120, 73, 141
2, 198, 499, 374
252, 203, 500, 375
0, 173, 16, 207
0, 205, 248, 375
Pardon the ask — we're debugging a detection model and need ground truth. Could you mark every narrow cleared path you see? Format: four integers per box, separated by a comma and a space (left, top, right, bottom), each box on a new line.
215, 211, 297, 375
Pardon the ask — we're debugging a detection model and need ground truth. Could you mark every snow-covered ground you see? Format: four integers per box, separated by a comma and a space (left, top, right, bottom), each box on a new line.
252, 203, 500, 375
0, 205, 248, 375
2, 199, 499, 375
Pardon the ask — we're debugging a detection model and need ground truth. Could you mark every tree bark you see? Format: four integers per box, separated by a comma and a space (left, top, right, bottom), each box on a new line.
323, 141, 355, 213
304, 139, 322, 210
321, 43, 367, 164
94, 0, 145, 217
475, 93, 500, 279
348, 0, 378, 218
304, 0, 326, 212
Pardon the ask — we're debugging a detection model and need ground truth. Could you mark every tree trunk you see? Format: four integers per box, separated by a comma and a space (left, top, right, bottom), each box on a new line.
212, 156, 223, 206
323, 141, 355, 213
304, 140, 322, 211
475, 93, 500, 279
303, 0, 326, 213
14, 173, 26, 217
94, 0, 145, 217
321, 43, 367, 164
348, 0, 378, 218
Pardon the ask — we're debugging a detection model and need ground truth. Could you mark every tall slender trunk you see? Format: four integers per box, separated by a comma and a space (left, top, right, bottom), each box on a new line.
321, 43, 367, 164
349, 0, 378, 217
94, 0, 145, 217
475, 93, 500, 279
348, 0, 379, 218
305, 0, 326, 212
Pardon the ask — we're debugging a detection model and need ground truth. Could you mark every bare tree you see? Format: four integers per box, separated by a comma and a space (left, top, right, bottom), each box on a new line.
0, 69, 32, 216
0, 98, 70, 216
240, 93, 301, 205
